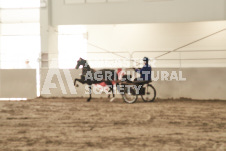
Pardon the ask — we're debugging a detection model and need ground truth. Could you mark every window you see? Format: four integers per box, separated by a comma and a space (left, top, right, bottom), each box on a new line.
0, 0, 40, 69
0, 0, 40, 8
58, 25, 87, 69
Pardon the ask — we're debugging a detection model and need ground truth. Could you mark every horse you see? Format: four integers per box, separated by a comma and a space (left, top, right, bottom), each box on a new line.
74, 58, 118, 102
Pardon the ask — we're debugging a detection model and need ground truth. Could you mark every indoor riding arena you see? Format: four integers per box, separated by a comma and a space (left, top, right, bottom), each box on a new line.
0, 0, 226, 150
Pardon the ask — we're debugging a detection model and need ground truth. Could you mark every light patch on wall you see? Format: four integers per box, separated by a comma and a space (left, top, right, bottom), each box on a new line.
144, 0, 173, 2
86, 0, 106, 3
0, 98, 27, 101
65, 0, 128, 4
64, 0, 85, 4
0, 0, 40, 8
107, 0, 128, 2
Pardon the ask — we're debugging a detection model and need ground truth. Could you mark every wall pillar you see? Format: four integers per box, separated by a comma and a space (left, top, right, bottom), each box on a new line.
40, 0, 58, 68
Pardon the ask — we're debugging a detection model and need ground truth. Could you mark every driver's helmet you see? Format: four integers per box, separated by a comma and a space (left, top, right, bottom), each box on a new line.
143, 57, 149, 62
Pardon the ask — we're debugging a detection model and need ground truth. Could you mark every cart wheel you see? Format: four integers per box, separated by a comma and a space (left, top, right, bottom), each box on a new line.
141, 84, 156, 102
122, 86, 138, 104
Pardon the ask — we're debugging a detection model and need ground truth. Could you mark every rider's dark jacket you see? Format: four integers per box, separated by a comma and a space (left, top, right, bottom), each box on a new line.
135, 64, 152, 81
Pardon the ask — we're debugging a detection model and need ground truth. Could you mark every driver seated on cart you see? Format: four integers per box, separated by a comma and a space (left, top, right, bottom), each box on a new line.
134, 57, 152, 83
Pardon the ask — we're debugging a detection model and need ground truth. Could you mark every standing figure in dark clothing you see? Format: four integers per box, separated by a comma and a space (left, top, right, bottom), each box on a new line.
134, 57, 152, 81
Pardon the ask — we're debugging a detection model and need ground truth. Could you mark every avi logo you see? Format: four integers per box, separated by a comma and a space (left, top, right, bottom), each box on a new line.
41, 69, 77, 95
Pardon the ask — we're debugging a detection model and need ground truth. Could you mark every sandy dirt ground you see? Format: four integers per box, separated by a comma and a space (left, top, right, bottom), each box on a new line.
0, 98, 226, 151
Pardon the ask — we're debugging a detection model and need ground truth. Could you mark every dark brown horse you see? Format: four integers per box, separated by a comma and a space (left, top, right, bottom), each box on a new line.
74, 58, 118, 102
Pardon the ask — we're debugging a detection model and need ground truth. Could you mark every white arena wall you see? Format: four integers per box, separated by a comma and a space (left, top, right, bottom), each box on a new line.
0, 69, 37, 99
39, 68, 226, 100
1, 68, 225, 100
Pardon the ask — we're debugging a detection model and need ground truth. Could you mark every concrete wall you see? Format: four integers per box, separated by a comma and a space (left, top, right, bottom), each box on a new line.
0, 68, 224, 100
40, 68, 226, 100
40, 69, 88, 97
50, 0, 226, 25
153, 68, 226, 100
0, 69, 37, 99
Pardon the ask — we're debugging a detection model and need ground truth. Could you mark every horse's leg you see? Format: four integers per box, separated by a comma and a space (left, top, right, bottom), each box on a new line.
105, 81, 112, 101
74, 78, 86, 87
109, 83, 115, 102
87, 84, 92, 102
74, 75, 86, 86
110, 71, 119, 102
74, 78, 79, 87
74, 78, 92, 102
107, 84, 111, 98
109, 71, 119, 102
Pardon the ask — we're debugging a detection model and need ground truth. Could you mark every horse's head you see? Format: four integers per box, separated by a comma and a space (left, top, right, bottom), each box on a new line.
75, 57, 88, 69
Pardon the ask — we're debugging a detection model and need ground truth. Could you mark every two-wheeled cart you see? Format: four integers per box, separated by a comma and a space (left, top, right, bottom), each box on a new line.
118, 79, 156, 104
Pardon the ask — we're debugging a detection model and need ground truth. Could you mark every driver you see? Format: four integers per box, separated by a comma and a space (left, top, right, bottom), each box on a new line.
134, 57, 152, 81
